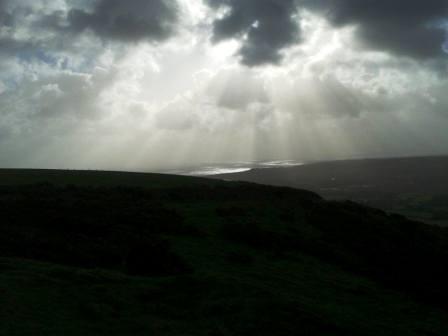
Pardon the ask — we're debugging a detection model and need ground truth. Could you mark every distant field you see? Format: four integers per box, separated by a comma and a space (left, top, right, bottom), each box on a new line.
212, 156, 448, 226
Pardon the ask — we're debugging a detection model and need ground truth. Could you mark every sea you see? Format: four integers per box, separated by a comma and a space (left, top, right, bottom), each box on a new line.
164, 160, 305, 177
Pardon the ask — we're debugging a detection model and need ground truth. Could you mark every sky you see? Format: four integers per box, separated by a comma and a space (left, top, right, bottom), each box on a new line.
0, 0, 448, 171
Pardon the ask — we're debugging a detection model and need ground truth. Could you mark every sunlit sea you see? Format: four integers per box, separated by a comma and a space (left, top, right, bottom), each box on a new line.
165, 160, 305, 176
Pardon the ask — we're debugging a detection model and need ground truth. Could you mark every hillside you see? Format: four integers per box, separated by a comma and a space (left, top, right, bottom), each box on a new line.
1, 169, 448, 335
212, 156, 448, 226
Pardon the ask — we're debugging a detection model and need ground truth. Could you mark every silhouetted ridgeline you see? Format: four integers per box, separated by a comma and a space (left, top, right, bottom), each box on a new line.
1, 169, 448, 335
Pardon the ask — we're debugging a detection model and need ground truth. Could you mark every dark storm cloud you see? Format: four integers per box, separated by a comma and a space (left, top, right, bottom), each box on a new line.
207, 0, 448, 66
0, 1, 33, 58
0, 0, 13, 27
2, 0, 446, 68
66, 0, 179, 42
207, 0, 300, 66
304, 0, 448, 59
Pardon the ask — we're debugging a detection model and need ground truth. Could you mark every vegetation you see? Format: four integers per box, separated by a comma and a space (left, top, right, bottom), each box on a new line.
1, 169, 448, 335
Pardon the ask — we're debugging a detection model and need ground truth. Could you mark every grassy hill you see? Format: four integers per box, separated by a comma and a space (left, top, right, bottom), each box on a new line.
1, 169, 448, 335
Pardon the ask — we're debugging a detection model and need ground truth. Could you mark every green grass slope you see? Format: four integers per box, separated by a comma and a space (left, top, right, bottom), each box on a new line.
1, 170, 448, 335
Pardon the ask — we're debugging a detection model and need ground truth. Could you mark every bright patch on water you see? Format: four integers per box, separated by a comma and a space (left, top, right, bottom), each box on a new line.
260, 160, 305, 167
186, 167, 252, 176
174, 160, 305, 176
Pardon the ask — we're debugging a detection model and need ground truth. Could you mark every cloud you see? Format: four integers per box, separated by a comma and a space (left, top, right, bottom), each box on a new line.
3, 0, 447, 69
0, 66, 117, 126
66, 0, 179, 42
206, 0, 448, 66
206, 68, 269, 109
32, 70, 116, 120
0, 1, 27, 56
0, 0, 13, 27
207, 0, 300, 66
304, 0, 448, 60
271, 76, 372, 118
156, 95, 199, 130
0, 1, 93, 67
1, 0, 448, 171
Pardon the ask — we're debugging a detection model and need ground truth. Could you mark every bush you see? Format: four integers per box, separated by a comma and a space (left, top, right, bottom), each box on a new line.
124, 238, 191, 277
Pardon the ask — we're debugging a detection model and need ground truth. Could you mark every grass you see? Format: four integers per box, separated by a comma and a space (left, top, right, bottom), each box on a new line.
1, 169, 448, 335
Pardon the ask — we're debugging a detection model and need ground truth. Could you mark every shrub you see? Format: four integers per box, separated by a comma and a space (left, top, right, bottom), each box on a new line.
124, 238, 191, 277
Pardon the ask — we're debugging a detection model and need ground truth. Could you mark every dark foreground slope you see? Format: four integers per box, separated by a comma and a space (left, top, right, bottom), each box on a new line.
213, 156, 448, 226
1, 169, 448, 335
